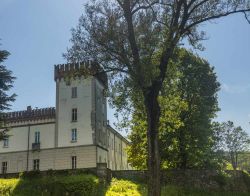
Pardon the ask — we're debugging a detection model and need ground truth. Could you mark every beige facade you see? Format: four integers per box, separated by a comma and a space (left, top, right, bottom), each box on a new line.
0, 145, 97, 173
107, 126, 130, 170
0, 63, 131, 174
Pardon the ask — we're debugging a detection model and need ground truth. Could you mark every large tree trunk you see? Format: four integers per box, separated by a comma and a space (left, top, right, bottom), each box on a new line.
230, 152, 237, 170
144, 89, 161, 196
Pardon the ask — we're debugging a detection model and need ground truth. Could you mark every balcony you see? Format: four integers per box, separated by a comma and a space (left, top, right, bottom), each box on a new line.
32, 143, 40, 151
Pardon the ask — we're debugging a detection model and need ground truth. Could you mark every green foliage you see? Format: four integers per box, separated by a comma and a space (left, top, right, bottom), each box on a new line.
214, 121, 250, 170
238, 152, 250, 171
211, 172, 229, 187
161, 185, 250, 196
0, 49, 16, 112
106, 178, 147, 196
0, 178, 19, 196
106, 178, 250, 196
242, 171, 250, 190
0, 173, 100, 196
127, 48, 220, 169
0, 46, 16, 140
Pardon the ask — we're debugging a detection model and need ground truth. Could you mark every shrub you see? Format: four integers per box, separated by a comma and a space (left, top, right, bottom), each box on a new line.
0, 174, 100, 196
106, 178, 147, 196
0, 178, 19, 196
20, 170, 41, 179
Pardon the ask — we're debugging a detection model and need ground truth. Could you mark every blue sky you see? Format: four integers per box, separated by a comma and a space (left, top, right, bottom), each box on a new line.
0, 0, 250, 135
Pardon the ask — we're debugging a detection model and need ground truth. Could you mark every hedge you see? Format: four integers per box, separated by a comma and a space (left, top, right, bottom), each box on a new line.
0, 173, 100, 196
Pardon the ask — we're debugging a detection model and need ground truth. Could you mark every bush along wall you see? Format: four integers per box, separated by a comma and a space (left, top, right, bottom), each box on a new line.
0, 172, 102, 196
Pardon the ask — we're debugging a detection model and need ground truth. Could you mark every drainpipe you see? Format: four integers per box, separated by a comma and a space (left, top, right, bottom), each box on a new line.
121, 141, 123, 170
114, 134, 116, 170
26, 125, 30, 171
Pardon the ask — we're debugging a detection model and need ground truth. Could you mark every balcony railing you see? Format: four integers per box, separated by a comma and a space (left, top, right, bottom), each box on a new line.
32, 143, 40, 151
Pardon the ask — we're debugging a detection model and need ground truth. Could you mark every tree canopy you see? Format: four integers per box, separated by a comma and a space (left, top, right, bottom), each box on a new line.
0, 47, 16, 140
214, 121, 250, 170
127, 48, 220, 170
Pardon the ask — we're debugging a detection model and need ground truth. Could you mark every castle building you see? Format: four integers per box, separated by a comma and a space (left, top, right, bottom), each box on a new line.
0, 63, 131, 174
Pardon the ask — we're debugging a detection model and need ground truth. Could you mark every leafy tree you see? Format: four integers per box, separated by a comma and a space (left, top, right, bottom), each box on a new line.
237, 152, 250, 171
0, 47, 16, 140
127, 49, 220, 170
215, 121, 250, 170
64, 1, 250, 195
176, 49, 220, 169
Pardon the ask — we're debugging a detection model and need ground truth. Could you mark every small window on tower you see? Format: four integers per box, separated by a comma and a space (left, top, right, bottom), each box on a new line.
72, 87, 77, 98
72, 156, 77, 169
3, 138, 9, 148
35, 131, 40, 144
71, 128, 77, 142
72, 108, 77, 122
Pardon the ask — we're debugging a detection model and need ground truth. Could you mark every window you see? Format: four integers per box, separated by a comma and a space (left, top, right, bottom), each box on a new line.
33, 159, 40, 170
35, 131, 40, 143
72, 87, 77, 98
72, 108, 77, 122
3, 138, 9, 147
103, 133, 106, 146
2, 162, 7, 174
71, 156, 77, 169
71, 128, 77, 142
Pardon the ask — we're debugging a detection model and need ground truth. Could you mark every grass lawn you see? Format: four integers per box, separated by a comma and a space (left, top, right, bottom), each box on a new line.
106, 178, 250, 196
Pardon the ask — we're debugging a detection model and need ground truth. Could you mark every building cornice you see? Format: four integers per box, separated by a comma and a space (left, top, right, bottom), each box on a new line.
0, 144, 97, 155
107, 125, 130, 145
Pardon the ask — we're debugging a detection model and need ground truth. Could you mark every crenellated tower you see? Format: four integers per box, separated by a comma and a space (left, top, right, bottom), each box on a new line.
54, 62, 108, 153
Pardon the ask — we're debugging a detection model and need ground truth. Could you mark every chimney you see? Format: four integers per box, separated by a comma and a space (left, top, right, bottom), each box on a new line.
27, 106, 32, 112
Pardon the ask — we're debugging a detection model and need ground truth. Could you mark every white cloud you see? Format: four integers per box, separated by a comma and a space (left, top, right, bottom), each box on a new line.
221, 83, 250, 94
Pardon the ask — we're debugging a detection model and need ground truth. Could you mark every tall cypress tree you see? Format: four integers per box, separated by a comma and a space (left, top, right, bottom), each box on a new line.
0, 47, 16, 139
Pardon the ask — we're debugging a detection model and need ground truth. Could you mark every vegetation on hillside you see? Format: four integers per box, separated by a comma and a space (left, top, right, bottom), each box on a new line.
106, 178, 250, 196
213, 121, 250, 170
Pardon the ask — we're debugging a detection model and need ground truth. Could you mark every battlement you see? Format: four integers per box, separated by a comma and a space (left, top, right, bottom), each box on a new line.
54, 62, 108, 87
3, 106, 55, 123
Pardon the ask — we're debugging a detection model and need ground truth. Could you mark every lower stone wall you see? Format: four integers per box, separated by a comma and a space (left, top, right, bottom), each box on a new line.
0, 145, 97, 173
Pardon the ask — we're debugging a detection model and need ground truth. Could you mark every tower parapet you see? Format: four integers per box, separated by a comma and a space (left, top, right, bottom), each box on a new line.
54, 62, 108, 87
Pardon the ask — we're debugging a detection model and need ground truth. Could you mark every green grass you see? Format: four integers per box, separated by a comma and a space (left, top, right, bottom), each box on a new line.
106, 178, 250, 196
161, 185, 250, 196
